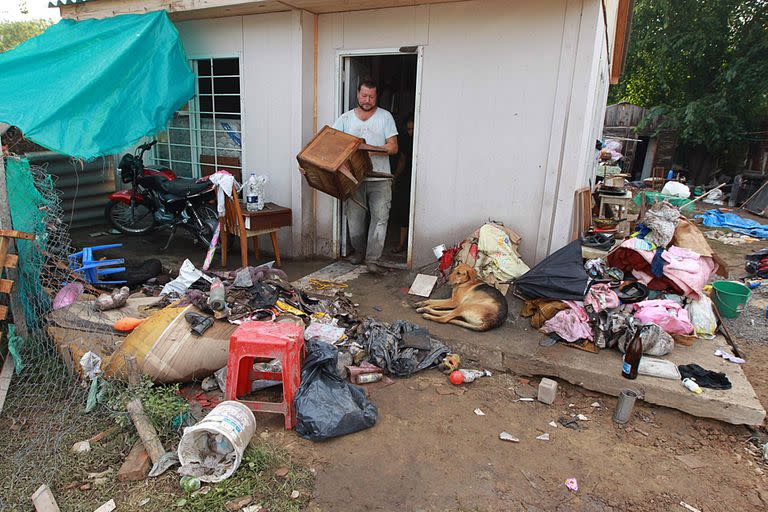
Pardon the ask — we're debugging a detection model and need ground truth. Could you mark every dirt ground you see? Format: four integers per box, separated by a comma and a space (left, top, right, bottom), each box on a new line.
65, 219, 768, 512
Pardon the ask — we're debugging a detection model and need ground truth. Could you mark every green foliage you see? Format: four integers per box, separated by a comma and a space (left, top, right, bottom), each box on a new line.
0, 19, 51, 53
180, 442, 313, 512
106, 376, 190, 445
609, 0, 768, 155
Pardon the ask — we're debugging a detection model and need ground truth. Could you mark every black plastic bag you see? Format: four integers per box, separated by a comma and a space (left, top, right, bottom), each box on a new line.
294, 340, 377, 441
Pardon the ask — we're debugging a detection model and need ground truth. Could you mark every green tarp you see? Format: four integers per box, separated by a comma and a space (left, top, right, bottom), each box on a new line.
0, 11, 195, 160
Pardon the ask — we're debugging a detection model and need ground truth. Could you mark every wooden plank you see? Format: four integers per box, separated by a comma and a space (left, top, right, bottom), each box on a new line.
0, 230, 35, 240
0, 279, 13, 294
126, 399, 166, 465
610, 0, 632, 85
30, 484, 61, 512
0, 346, 14, 416
0, 153, 29, 338
3, 253, 18, 269
117, 441, 150, 481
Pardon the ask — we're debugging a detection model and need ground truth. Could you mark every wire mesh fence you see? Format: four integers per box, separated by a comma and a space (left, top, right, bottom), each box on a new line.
0, 158, 123, 509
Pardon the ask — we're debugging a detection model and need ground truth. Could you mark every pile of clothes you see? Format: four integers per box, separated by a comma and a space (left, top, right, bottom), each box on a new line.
515, 201, 726, 357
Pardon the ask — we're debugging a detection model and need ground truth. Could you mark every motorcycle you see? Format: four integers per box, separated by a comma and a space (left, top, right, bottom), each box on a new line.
105, 140, 220, 250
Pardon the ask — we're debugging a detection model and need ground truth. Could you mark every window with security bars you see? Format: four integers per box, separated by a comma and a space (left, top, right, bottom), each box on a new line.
152, 57, 242, 180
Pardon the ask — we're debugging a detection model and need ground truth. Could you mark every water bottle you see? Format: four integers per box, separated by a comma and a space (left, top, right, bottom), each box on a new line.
245, 173, 267, 212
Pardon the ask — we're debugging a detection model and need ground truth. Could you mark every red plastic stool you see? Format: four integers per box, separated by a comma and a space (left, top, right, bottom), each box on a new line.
225, 321, 305, 429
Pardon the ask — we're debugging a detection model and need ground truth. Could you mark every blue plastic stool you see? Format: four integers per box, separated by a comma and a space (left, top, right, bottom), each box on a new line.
68, 244, 127, 285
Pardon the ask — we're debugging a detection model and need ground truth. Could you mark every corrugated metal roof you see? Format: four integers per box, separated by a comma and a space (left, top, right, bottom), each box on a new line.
48, 0, 88, 8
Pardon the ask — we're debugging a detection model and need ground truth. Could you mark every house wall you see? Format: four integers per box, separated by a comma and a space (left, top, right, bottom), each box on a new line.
316, 0, 613, 266
175, 12, 313, 257
171, 0, 617, 266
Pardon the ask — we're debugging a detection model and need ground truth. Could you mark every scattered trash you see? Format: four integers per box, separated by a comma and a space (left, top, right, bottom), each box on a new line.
113, 316, 145, 332
548, 421, 558, 428
455, 369, 492, 383
449, 371, 464, 385
713, 348, 745, 364
87, 468, 113, 480
94, 286, 130, 311
52, 282, 84, 310
242, 505, 263, 512
225, 496, 253, 510
409, 274, 438, 297
474, 408, 486, 416
31, 484, 61, 511
179, 475, 202, 492
576, 414, 589, 421
304, 322, 347, 345
294, 341, 377, 441
178, 401, 256, 482
275, 467, 290, 478
537, 378, 558, 405
682, 378, 703, 394
70, 440, 91, 454
590, 402, 600, 408
161, 259, 206, 296
565, 477, 579, 492
93, 499, 116, 512
613, 389, 639, 424
558, 416, 582, 430
290, 490, 300, 499
138, 497, 150, 506
347, 361, 386, 384
360, 319, 449, 377
679, 501, 701, 512
79, 351, 102, 380
518, 397, 535, 402
536, 433, 550, 441
499, 431, 520, 443
185, 312, 215, 337
148, 451, 180, 478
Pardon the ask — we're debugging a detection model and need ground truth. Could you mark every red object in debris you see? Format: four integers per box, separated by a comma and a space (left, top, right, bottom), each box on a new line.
449, 370, 464, 385
225, 321, 305, 429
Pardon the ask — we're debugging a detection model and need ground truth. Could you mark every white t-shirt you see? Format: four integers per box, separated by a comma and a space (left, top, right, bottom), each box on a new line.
332, 107, 398, 176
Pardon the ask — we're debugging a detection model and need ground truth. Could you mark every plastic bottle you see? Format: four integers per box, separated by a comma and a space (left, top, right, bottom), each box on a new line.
458, 369, 492, 383
682, 378, 703, 394
245, 173, 266, 212
207, 278, 226, 311
621, 333, 642, 379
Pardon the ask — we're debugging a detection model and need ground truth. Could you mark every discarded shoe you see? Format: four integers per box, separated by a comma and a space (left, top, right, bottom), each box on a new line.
581, 233, 615, 251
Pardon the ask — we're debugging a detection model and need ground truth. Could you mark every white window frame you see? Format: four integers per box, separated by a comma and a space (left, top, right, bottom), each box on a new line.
152, 55, 244, 179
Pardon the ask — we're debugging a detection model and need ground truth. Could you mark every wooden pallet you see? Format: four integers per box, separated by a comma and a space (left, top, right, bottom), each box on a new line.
0, 229, 35, 322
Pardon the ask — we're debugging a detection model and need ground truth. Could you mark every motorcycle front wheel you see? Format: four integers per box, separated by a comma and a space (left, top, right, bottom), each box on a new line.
105, 199, 156, 234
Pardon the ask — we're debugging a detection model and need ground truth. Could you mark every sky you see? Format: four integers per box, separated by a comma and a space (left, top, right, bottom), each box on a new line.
0, 0, 61, 21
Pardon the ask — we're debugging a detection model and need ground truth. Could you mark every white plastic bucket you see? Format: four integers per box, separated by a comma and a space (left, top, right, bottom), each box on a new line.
177, 401, 256, 482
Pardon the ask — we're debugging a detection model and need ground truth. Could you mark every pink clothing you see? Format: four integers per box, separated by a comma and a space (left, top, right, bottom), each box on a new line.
584, 283, 620, 312
632, 299, 694, 335
541, 302, 593, 342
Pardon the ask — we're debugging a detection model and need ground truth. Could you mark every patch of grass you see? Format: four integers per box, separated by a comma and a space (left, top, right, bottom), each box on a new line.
180, 441, 314, 512
105, 376, 190, 445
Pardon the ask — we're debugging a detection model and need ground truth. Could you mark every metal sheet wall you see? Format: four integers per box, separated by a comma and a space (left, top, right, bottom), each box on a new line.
22, 151, 116, 229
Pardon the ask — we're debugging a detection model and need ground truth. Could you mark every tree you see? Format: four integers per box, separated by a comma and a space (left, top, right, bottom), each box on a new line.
0, 19, 51, 54
609, 0, 768, 181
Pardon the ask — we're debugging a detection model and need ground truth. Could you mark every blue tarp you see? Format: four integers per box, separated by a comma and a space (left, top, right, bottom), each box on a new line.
696, 209, 768, 239
0, 11, 195, 160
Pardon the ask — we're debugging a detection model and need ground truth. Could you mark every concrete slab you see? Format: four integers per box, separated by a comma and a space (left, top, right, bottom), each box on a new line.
497, 334, 766, 426
294, 262, 767, 426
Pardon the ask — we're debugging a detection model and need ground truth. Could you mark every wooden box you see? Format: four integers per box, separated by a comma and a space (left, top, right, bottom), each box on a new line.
296, 125, 372, 200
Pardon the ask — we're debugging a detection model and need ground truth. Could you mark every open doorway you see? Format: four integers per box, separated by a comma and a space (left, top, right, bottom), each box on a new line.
338, 52, 419, 268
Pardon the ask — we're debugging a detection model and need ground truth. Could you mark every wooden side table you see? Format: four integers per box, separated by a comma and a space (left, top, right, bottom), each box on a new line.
222, 201, 292, 267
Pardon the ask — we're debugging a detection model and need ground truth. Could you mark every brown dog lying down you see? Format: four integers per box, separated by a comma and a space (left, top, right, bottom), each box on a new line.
414, 263, 508, 331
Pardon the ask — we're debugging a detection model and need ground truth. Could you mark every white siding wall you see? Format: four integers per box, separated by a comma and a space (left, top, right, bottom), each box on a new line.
316, 0, 610, 266
173, 0, 617, 266
175, 12, 310, 257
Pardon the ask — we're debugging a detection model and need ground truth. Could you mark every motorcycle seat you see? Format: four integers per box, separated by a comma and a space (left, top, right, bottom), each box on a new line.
159, 176, 211, 197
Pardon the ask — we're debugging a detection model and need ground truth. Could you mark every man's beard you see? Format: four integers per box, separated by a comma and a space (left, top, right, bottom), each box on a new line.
358, 103, 374, 111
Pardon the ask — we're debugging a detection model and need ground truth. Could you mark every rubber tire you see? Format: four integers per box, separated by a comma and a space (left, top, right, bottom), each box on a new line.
105, 198, 156, 235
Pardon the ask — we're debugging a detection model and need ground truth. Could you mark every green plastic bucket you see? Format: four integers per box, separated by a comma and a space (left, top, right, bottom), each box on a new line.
712, 281, 751, 319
